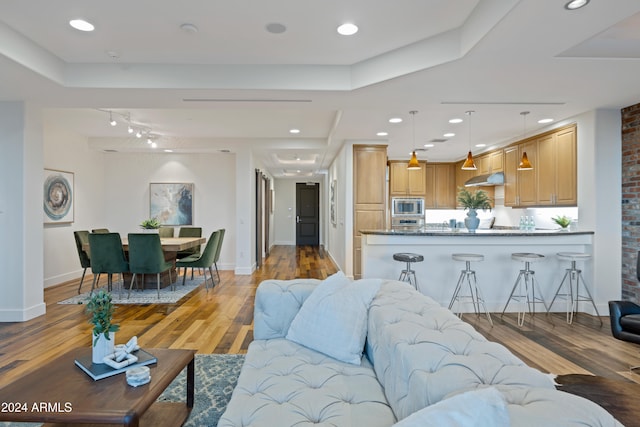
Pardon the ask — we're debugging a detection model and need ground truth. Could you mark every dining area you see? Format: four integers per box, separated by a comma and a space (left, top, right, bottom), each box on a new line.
74, 227, 225, 300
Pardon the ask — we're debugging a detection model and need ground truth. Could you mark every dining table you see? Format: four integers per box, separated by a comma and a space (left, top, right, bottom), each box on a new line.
83, 235, 206, 289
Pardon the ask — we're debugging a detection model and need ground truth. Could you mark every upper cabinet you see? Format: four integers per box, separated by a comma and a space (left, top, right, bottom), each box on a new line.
426, 163, 455, 209
504, 124, 577, 207
389, 161, 426, 196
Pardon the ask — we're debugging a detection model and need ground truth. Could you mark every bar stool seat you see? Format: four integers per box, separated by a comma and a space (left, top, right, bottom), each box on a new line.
502, 253, 548, 326
547, 252, 602, 325
393, 253, 424, 290
449, 253, 492, 325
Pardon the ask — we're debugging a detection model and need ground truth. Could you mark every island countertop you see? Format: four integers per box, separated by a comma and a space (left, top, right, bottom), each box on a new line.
360, 228, 594, 237
359, 227, 601, 316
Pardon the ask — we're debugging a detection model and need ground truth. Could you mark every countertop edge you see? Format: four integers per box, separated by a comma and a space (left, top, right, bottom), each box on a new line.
359, 229, 594, 236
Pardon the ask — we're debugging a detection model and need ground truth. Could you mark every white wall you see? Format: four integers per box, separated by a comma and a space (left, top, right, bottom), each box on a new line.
101, 152, 236, 272
43, 122, 106, 287
0, 102, 46, 321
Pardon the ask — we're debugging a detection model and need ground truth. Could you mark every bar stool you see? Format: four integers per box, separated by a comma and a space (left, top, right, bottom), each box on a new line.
501, 253, 548, 327
449, 253, 492, 325
547, 252, 602, 325
392, 253, 424, 290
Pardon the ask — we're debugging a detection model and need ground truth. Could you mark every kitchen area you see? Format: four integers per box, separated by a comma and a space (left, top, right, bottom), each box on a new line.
356, 123, 599, 315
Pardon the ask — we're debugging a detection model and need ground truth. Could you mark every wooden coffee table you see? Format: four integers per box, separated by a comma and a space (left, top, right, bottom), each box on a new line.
0, 348, 195, 426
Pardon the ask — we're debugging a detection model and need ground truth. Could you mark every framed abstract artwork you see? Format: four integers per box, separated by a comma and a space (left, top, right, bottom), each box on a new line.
149, 183, 194, 225
43, 168, 74, 224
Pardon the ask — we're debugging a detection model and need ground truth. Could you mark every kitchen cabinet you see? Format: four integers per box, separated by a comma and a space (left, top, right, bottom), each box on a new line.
537, 126, 577, 206
425, 164, 455, 208
455, 160, 496, 208
389, 161, 426, 196
504, 124, 576, 207
353, 145, 387, 279
475, 150, 503, 175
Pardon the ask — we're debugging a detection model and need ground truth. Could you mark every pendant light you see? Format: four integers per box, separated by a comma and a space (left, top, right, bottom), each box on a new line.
407, 110, 421, 170
517, 111, 533, 170
461, 110, 477, 170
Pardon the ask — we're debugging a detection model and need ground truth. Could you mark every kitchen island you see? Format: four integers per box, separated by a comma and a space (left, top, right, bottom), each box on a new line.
360, 228, 598, 314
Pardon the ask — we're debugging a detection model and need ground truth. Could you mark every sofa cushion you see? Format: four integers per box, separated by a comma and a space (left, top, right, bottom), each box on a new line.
392, 387, 509, 427
217, 338, 396, 427
287, 272, 382, 365
367, 280, 556, 420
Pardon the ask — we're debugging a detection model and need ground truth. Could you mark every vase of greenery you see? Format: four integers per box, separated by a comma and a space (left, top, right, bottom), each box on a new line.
457, 187, 492, 233
140, 217, 161, 233
86, 290, 119, 364
552, 215, 572, 231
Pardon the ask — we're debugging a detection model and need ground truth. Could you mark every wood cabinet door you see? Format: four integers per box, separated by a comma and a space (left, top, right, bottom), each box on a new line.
434, 164, 455, 208
555, 126, 577, 205
407, 163, 427, 195
476, 155, 490, 175
389, 162, 408, 195
490, 150, 504, 172
504, 146, 519, 207
354, 147, 387, 205
517, 140, 537, 205
424, 164, 436, 208
536, 134, 556, 205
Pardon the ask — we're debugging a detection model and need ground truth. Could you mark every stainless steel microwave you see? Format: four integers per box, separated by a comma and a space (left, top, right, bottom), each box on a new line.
391, 197, 425, 217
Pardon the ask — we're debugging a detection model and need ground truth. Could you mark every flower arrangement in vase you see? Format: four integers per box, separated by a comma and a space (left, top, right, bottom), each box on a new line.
457, 187, 492, 233
86, 290, 120, 363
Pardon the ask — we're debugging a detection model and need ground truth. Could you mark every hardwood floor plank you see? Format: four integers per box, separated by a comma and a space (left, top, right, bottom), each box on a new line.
1, 244, 640, 393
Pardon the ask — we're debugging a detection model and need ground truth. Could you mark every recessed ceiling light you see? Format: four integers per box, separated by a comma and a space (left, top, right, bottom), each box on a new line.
475, 144, 486, 148
164, 149, 173, 153
388, 117, 403, 124
151, 142, 157, 148
564, 0, 589, 10
180, 23, 199, 33
423, 144, 435, 148
337, 23, 358, 36
538, 118, 554, 124
69, 19, 95, 32
377, 132, 388, 136
449, 118, 463, 124
443, 133, 455, 138
289, 128, 300, 134
266, 23, 287, 34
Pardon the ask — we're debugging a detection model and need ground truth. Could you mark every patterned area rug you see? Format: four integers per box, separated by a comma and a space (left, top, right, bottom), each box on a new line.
158, 353, 245, 427
0, 354, 244, 427
58, 276, 207, 305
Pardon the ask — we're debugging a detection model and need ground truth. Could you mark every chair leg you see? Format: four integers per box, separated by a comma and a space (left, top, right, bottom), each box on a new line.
157, 273, 161, 299
214, 262, 221, 282
181, 270, 187, 286
78, 268, 88, 294
128, 274, 137, 299
209, 267, 216, 287
89, 274, 99, 296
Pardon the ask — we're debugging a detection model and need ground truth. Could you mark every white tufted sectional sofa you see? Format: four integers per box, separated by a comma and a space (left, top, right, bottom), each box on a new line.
218, 277, 622, 427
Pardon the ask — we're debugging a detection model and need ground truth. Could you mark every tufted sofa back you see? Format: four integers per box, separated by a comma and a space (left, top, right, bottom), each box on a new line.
367, 280, 556, 421
253, 278, 320, 340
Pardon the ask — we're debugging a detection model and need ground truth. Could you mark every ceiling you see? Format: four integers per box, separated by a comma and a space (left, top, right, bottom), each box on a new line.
1, 0, 640, 178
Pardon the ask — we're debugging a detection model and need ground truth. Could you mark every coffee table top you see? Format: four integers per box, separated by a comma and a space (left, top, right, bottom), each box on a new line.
0, 347, 195, 425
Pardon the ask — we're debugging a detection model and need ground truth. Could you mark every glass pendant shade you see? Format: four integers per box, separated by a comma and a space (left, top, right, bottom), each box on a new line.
518, 151, 533, 170
461, 151, 477, 170
407, 151, 421, 169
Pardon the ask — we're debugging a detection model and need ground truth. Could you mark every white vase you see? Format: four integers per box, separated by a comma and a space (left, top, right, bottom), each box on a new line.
141, 228, 159, 234
92, 331, 115, 364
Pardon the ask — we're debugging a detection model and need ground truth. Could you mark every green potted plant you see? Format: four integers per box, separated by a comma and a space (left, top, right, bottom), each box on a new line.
457, 187, 492, 232
140, 217, 161, 231
86, 290, 119, 363
552, 215, 572, 230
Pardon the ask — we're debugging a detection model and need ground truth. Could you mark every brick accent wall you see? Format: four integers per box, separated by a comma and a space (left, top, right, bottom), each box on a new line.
622, 102, 640, 301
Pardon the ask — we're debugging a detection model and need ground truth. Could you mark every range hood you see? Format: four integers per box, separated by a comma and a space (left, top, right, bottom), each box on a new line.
464, 172, 504, 187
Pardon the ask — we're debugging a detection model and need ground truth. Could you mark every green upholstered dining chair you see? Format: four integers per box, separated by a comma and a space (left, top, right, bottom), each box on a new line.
87, 232, 129, 297
212, 228, 225, 282
74, 230, 98, 294
177, 226, 202, 278
127, 233, 173, 299
159, 227, 174, 238
176, 230, 221, 290
91, 228, 110, 234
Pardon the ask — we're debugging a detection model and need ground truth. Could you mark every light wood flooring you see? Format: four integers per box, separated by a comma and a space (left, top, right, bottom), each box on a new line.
1, 245, 640, 390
